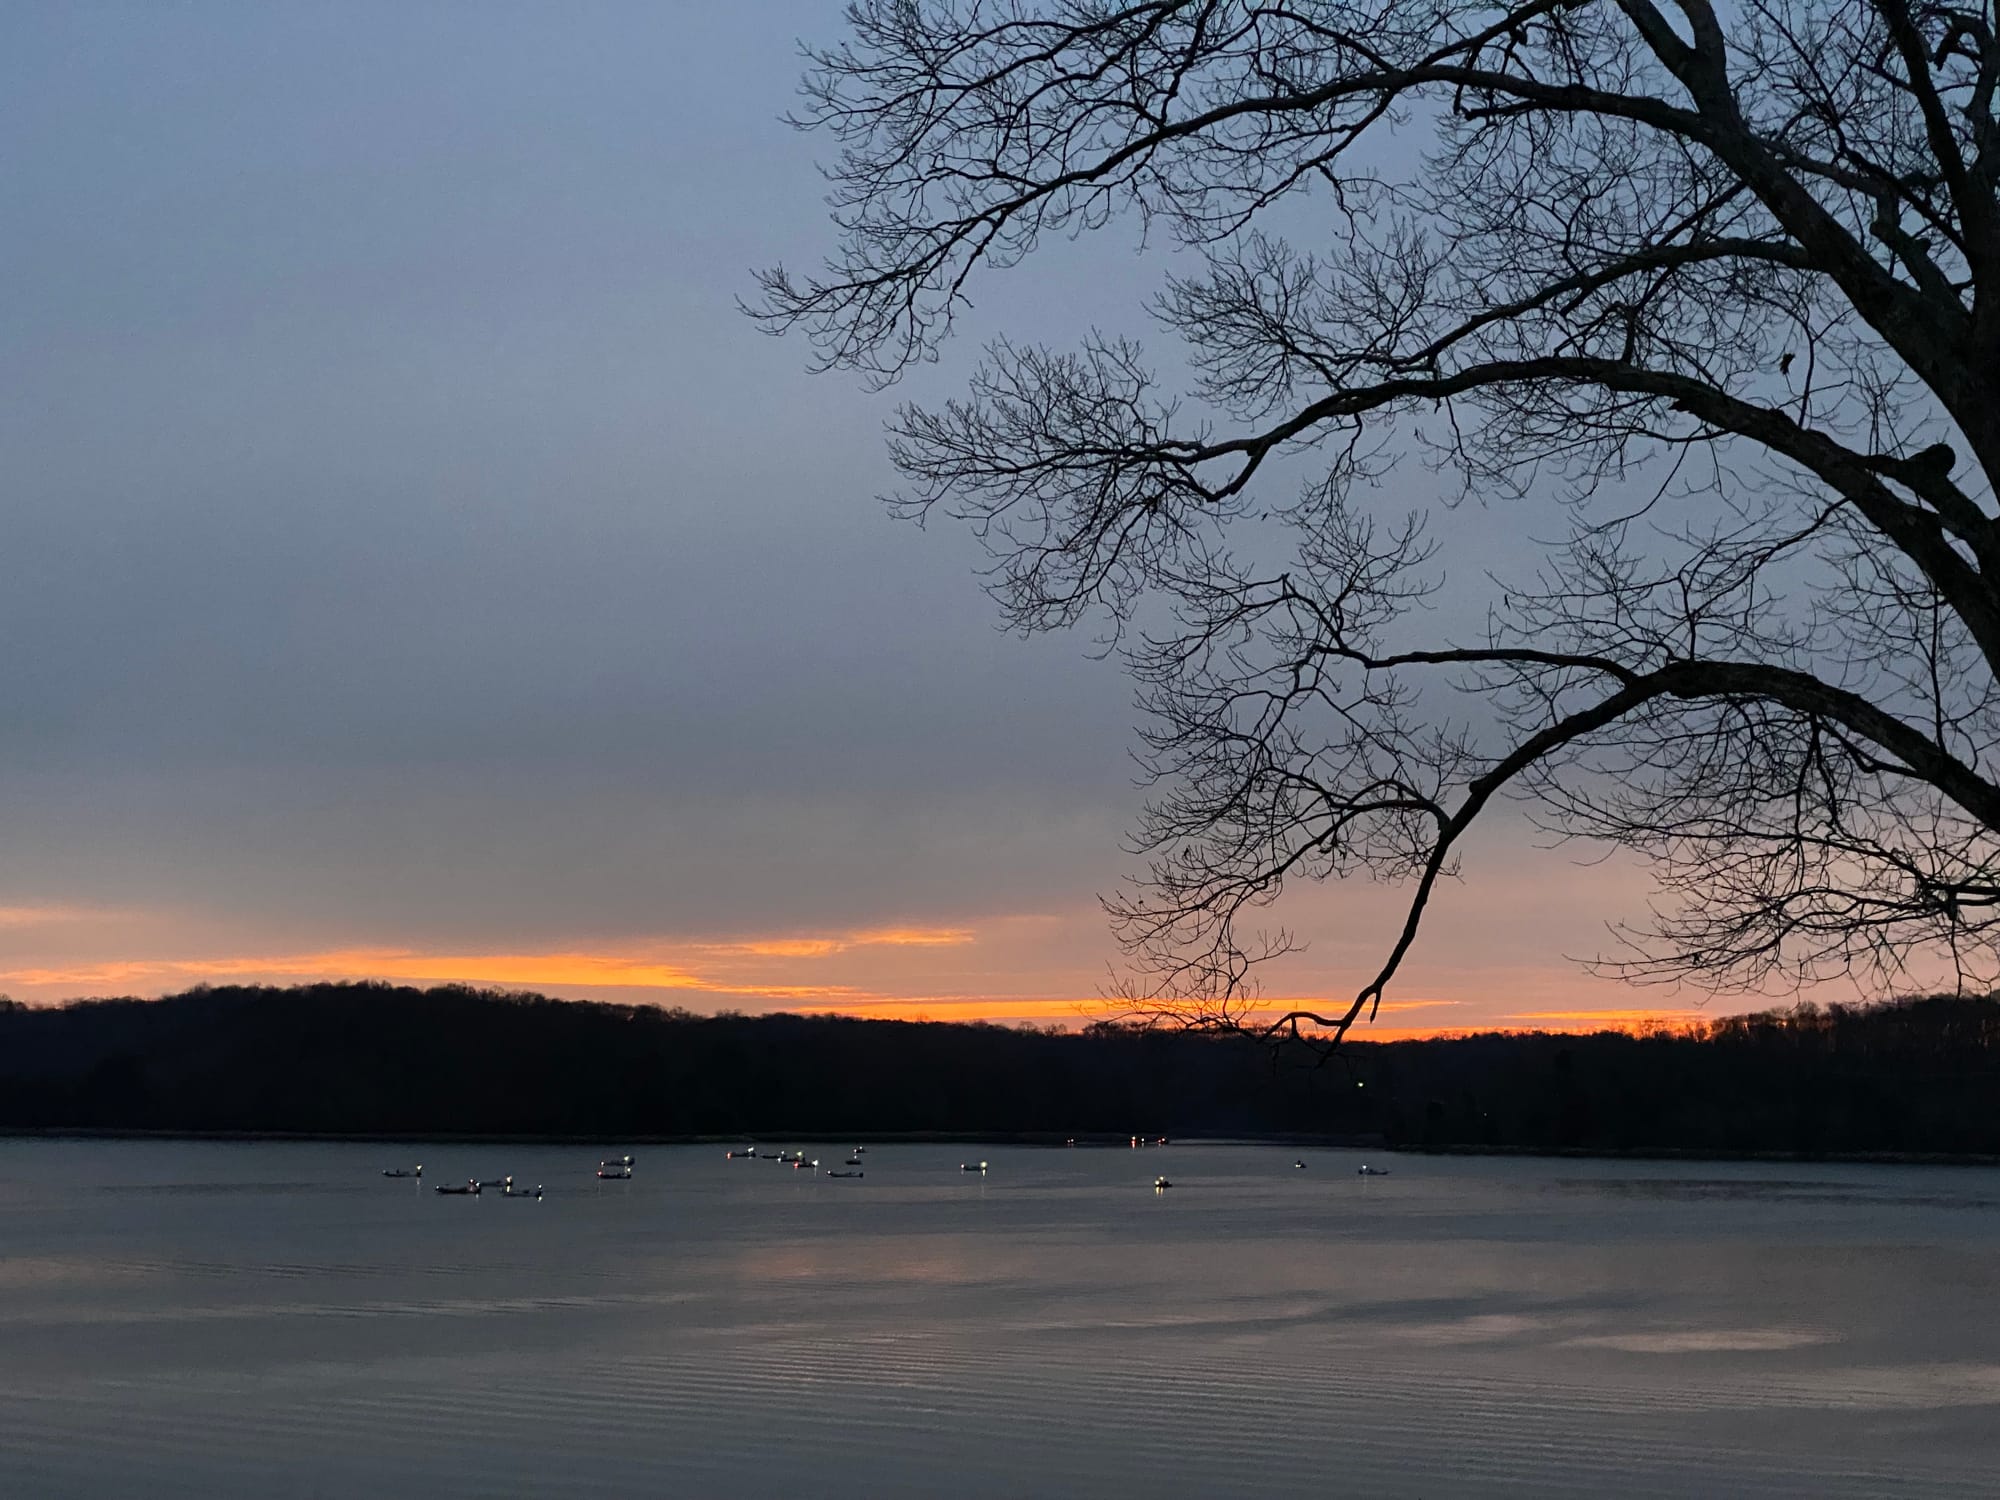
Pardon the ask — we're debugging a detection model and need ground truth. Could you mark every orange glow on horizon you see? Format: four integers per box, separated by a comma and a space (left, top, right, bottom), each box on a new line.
0, 922, 1725, 1038
778, 994, 1696, 1037
1501, 1008, 1711, 1031
0, 948, 860, 1001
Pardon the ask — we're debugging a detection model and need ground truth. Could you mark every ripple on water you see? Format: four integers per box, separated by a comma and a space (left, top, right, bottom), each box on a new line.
1, 1141, 1997, 1498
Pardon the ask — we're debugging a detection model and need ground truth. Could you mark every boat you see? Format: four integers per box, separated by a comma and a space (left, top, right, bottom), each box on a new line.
1357, 1164, 1390, 1176
599, 1155, 634, 1170
1155, 1176, 1174, 1190
960, 1161, 988, 1173
726, 1148, 759, 1160
597, 1166, 633, 1180
382, 1165, 423, 1179
844, 1155, 863, 1166
758, 1152, 783, 1160
852, 1146, 867, 1154
434, 1180, 480, 1196
790, 1158, 820, 1170
1293, 1160, 1307, 1170
473, 1177, 508, 1189
825, 1170, 863, 1179
502, 1180, 544, 1200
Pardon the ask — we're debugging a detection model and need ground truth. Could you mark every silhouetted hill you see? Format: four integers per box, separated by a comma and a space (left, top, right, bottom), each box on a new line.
4, 983, 2000, 1155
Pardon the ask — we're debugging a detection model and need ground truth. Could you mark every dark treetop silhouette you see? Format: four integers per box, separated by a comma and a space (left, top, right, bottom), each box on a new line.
755, 1, 2000, 1045
9, 983, 2000, 1157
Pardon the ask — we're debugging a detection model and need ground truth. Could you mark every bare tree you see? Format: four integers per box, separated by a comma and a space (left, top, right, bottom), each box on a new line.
754, 0, 2000, 1046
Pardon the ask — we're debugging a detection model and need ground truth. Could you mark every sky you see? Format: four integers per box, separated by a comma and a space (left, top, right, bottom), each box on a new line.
0, 2, 1761, 1035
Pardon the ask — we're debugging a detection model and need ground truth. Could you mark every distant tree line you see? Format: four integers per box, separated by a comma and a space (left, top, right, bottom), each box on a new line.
3, 983, 2000, 1157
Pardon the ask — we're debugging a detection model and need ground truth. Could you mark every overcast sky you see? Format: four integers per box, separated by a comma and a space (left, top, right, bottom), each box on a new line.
0, 2, 1744, 1031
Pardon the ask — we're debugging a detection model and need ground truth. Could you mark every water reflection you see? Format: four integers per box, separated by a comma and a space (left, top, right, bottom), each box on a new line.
0, 1141, 1995, 1497
1553, 1175, 2000, 1209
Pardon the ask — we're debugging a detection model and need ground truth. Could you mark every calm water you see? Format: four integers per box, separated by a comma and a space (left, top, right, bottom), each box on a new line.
1, 1140, 1997, 1497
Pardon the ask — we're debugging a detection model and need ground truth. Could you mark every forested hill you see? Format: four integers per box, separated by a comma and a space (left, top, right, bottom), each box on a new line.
4, 983, 2000, 1157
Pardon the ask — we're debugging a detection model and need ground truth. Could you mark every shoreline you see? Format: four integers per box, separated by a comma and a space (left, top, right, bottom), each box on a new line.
5, 1125, 2000, 1168
0, 1126, 1380, 1149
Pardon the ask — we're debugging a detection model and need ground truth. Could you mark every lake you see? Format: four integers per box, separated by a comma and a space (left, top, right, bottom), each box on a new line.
1, 1139, 1996, 1497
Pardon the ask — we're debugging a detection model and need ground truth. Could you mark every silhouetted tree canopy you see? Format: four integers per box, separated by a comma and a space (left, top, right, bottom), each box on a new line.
756, 1, 2000, 1042
9, 983, 2000, 1157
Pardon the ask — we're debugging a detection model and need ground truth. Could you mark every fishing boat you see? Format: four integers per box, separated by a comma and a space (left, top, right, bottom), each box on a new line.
502, 1179, 543, 1200
960, 1161, 988, 1173
1155, 1177, 1174, 1190
825, 1170, 863, 1179
1357, 1164, 1390, 1177
597, 1165, 633, 1180
726, 1148, 759, 1160
843, 1155, 863, 1166
473, 1177, 508, 1189
1293, 1160, 1308, 1170
434, 1180, 480, 1196
382, 1165, 422, 1179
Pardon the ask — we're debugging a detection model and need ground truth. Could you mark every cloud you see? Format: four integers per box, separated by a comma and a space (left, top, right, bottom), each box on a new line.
704, 925, 975, 959
0, 905, 119, 929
